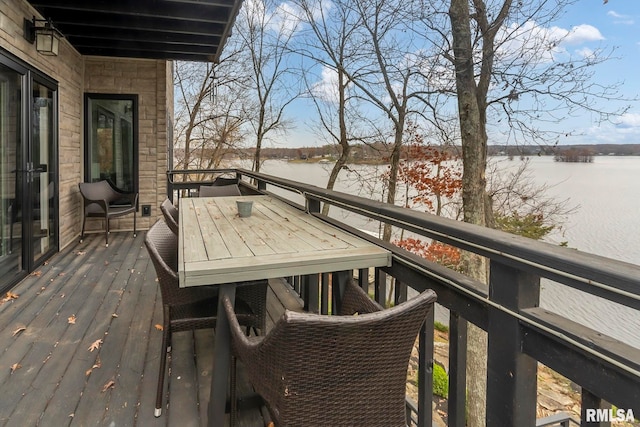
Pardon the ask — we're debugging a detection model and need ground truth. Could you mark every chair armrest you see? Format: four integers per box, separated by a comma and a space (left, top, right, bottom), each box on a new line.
222, 296, 260, 357
339, 279, 383, 316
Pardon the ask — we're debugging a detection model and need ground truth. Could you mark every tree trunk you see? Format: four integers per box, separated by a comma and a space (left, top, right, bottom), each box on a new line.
449, 0, 489, 425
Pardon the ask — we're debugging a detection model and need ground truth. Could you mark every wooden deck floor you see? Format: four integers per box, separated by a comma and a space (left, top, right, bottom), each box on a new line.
0, 232, 302, 427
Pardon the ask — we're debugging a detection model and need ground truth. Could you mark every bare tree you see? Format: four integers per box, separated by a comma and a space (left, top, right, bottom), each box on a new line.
294, 0, 364, 215
233, 0, 300, 173
173, 60, 250, 181
414, 0, 632, 424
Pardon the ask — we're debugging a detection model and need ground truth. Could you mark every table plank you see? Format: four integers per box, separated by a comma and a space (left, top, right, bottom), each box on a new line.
178, 195, 391, 288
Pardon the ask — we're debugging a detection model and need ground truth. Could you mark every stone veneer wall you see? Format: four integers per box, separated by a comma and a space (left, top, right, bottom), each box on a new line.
83, 58, 170, 237
1, 0, 171, 251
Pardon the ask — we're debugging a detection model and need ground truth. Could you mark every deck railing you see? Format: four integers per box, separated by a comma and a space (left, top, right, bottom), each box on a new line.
168, 168, 640, 427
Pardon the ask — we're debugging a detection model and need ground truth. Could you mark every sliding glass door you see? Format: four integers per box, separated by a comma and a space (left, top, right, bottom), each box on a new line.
0, 63, 24, 286
0, 54, 58, 293
31, 80, 56, 263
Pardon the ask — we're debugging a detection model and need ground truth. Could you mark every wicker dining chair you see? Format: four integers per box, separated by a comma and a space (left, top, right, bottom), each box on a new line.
79, 180, 138, 247
160, 198, 179, 235
224, 280, 437, 427
199, 183, 242, 197
144, 219, 268, 417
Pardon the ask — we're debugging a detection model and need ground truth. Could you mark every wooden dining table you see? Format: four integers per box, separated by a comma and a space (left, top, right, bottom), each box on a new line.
178, 194, 391, 426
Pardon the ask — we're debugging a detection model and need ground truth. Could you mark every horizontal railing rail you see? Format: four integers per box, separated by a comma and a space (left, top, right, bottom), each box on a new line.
167, 168, 640, 427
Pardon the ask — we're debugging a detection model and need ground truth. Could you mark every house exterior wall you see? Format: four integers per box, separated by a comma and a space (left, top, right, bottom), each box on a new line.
83, 58, 171, 237
1, 0, 172, 251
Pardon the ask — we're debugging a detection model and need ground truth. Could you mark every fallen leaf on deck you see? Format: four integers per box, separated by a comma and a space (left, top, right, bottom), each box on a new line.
68, 315, 76, 324
86, 356, 102, 376
31, 270, 42, 277
1, 292, 19, 304
112, 313, 118, 318
12, 326, 26, 337
76, 251, 86, 256
102, 380, 115, 392
155, 324, 163, 331
88, 339, 103, 352
10, 363, 22, 374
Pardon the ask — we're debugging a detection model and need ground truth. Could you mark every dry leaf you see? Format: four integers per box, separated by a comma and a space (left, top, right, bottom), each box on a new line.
1, 292, 19, 304
101, 380, 115, 392
31, 270, 42, 277
12, 326, 26, 337
68, 315, 76, 324
154, 324, 163, 331
85, 357, 102, 376
111, 313, 118, 318
76, 251, 86, 256
88, 339, 103, 352
10, 363, 22, 374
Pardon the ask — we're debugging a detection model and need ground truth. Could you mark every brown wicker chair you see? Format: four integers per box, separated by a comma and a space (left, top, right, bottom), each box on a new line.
224, 280, 437, 427
79, 180, 138, 247
160, 198, 179, 235
144, 219, 268, 417
199, 183, 241, 197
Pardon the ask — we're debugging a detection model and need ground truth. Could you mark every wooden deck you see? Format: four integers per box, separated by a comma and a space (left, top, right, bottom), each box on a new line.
0, 232, 303, 427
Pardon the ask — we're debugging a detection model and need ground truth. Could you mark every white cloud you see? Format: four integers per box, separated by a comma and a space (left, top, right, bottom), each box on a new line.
615, 112, 640, 128
310, 65, 340, 103
564, 24, 605, 44
607, 10, 634, 25
495, 21, 606, 67
575, 47, 596, 59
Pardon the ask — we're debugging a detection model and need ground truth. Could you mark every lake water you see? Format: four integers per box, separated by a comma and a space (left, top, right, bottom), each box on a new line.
248, 156, 640, 348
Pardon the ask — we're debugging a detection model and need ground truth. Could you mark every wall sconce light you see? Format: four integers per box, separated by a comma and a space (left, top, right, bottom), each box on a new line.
24, 16, 63, 56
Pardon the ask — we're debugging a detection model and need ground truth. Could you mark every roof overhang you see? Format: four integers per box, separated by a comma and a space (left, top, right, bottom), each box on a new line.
28, 0, 243, 62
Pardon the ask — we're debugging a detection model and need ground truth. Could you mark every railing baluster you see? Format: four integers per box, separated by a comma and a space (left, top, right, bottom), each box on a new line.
321, 273, 330, 315
358, 268, 368, 293
487, 261, 539, 426
374, 268, 386, 307
448, 310, 468, 427
581, 389, 611, 427
395, 280, 407, 305
303, 274, 320, 314
417, 307, 434, 427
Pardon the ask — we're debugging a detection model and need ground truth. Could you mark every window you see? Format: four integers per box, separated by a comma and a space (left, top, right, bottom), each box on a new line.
85, 94, 138, 198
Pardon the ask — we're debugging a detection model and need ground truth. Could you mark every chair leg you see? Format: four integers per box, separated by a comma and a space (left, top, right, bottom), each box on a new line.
105, 217, 109, 247
80, 216, 86, 243
133, 211, 137, 238
155, 307, 171, 417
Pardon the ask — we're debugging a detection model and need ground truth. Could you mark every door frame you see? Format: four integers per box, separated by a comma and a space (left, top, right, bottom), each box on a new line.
0, 47, 59, 293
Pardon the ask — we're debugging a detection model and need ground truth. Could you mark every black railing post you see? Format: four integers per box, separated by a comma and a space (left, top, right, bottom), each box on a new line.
487, 261, 540, 426
417, 307, 435, 427
448, 311, 468, 427
374, 269, 386, 307
581, 389, 611, 427
321, 273, 330, 315
303, 274, 320, 314
358, 268, 369, 293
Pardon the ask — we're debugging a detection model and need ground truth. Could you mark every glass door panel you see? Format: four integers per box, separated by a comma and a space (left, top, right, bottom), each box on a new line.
0, 63, 24, 287
31, 81, 56, 262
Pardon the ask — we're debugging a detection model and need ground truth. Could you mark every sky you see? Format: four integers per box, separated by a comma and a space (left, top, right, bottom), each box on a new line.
268, 1, 640, 148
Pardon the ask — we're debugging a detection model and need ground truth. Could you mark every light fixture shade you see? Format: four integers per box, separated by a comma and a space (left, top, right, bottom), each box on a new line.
35, 26, 60, 56
24, 17, 63, 56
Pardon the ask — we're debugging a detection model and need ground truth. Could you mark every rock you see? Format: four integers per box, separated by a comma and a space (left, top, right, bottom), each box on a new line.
538, 388, 575, 407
